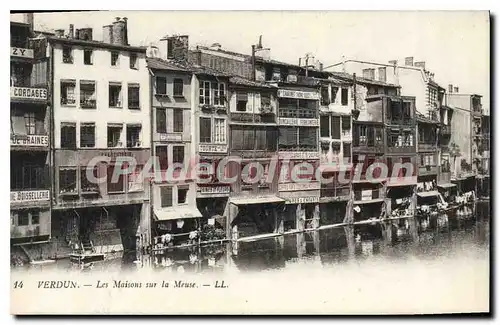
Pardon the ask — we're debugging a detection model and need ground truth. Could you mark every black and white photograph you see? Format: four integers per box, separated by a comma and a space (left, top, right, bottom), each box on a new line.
8, 9, 490, 315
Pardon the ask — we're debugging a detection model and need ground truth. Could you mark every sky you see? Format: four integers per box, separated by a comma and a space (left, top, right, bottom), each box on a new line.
12, 11, 490, 110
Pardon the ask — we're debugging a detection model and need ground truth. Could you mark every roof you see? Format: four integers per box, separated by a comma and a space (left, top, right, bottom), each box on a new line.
229, 76, 275, 89
146, 57, 192, 72
329, 71, 400, 88
47, 36, 146, 53
146, 57, 232, 77
196, 46, 249, 59
428, 79, 445, 90
416, 112, 439, 124
153, 206, 202, 221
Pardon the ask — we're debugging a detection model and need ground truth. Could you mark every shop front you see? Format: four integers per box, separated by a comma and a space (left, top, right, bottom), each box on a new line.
278, 182, 321, 233
152, 205, 203, 249
229, 195, 285, 240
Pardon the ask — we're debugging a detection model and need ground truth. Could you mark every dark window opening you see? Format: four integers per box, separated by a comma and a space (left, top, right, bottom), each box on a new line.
199, 117, 212, 143
128, 85, 140, 109
62, 46, 73, 64
80, 123, 95, 148
341, 88, 348, 106
59, 168, 77, 194
126, 125, 141, 147
177, 188, 188, 204
173, 78, 184, 97
173, 109, 183, 133
111, 52, 119, 66
107, 125, 122, 147
109, 83, 122, 107
107, 165, 125, 193
83, 49, 93, 65
161, 186, 173, 207
156, 108, 166, 133
61, 123, 76, 149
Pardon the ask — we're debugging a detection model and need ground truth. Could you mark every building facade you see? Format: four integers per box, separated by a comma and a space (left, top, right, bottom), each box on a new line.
43, 18, 151, 257
10, 17, 52, 249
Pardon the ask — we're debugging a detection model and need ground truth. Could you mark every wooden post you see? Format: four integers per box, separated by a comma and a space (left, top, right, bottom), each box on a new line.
344, 225, 355, 260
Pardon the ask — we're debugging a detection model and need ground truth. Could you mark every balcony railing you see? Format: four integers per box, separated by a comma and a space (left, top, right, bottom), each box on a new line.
418, 142, 437, 151
354, 189, 383, 202
278, 108, 317, 119
418, 165, 438, 176
320, 186, 350, 201
386, 145, 415, 154
231, 112, 276, 124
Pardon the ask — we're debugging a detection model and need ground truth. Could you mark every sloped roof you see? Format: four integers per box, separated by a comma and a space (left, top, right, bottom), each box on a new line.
47, 36, 146, 53
329, 71, 400, 88
146, 57, 192, 72
229, 76, 275, 89
146, 57, 232, 77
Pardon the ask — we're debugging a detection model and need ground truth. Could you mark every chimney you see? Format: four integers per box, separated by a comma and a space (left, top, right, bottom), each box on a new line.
454, 86, 459, 93
24, 13, 34, 33
414, 61, 426, 70
404, 57, 414, 66
299, 58, 302, 67
146, 44, 160, 58
319, 62, 323, 72
69, 24, 74, 39
160, 35, 189, 61
112, 17, 126, 45
103, 25, 113, 44
448, 84, 453, 93
54, 29, 65, 38
78, 28, 93, 41
122, 17, 128, 45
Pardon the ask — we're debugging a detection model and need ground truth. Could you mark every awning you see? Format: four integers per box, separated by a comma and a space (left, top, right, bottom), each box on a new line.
417, 191, 440, 198
230, 196, 285, 205
153, 206, 202, 221
438, 183, 457, 189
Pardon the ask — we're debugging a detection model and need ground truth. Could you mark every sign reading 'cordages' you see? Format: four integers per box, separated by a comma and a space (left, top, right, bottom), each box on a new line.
11, 87, 47, 100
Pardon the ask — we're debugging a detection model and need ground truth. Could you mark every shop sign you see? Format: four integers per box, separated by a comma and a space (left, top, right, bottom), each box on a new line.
159, 133, 182, 142
278, 89, 320, 100
278, 182, 321, 192
278, 118, 319, 127
11, 135, 48, 147
197, 186, 230, 194
11, 190, 50, 203
278, 151, 320, 160
199, 144, 228, 153
11, 47, 34, 59
286, 196, 320, 204
361, 190, 372, 201
11, 87, 47, 100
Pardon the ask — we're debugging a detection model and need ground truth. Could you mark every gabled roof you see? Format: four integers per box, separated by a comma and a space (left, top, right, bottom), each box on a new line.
146, 57, 232, 77
47, 36, 146, 53
146, 57, 192, 72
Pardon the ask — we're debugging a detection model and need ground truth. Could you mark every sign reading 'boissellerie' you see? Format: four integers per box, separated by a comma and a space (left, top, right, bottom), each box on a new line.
11, 190, 50, 203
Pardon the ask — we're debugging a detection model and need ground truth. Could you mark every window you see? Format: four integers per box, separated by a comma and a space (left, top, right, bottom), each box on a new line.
331, 116, 341, 139
62, 46, 73, 64
342, 116, 351, 131
128, 165, 144, 192
109, 83, 122, 108
321, 87, 330, 105
214, 83, 225, 106
11, 165, 47, 190
156, 146, 168, 170
320, 116, 329, 137
378, 67, 386, 82
80, 123, 95, 148
60, 80, 76, 105
403, 131, 414, 147
173, 109, 183, 133
214, 118, 226, 143
341, 88, 349, 106
199, 117, 211, 143
161, 186, 173, 207
156, 108, 166, 133
173, 78, 184, 97
80, 81, 96, 108
111, 52, 119, 66
173, 146, 184, 164
403, 102, 411, 119
59, 168, 77, 193
24, 112, 36, 135
279, 127, 298, 150
156, 77, 167, 95
128, 84, 140, 109
298, 127, 317, 149
331, 87, 339, 103
31, 211, 40, 225
83, 49, 93, 65
81, 167, 99, 192
61, 123, 76, 149
107, 124, 122, 147
199, 81, 211, 105
177, 187, 188, 204
359, 125, 367, 146
261, 93, 271, 109
362, 68, 375, 80
107, 165, 125, 193
18, 212, 29, 226
126, 124, 141, 147
236, 92, 248, 112
129, 53, 138, 69
343, 143, 351, 162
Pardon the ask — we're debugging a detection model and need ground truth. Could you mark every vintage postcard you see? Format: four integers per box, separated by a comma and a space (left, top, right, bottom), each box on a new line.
9, 10, 490, 315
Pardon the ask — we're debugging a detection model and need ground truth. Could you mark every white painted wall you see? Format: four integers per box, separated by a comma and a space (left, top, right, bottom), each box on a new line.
52, 43, 150, 149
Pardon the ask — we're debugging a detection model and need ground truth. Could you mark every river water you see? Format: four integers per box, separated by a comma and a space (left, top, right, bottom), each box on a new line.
14, 214, 490, 314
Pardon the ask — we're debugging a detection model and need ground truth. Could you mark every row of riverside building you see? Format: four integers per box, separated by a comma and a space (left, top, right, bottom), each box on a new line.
10, 15, 490, 262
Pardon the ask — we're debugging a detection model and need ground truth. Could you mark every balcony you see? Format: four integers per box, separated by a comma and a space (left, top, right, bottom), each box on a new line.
386, 117, 413, 126
11, 134, 49, 150
353, 189, 384, 204
418, 165, 438, 176
353, 140, 384, 153
279, 108, 317, 119
10, 86, 48, 103
386, 145, 415, 154
320, 185, 350, 203
418, 142, 437, 152
230, 112, 276, 124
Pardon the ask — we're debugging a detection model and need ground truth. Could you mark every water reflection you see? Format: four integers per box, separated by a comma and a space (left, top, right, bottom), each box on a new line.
25, 217, 489, 274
